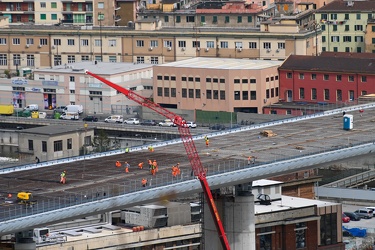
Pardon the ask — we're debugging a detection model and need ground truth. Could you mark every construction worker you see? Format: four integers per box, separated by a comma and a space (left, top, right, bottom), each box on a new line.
141, 178, 147, 187
172, 165, 178, 177
176, 163, 181, 176
148, 146, 154, 152
35, 156, 40, 164
124, 162, 130, 173
248, 156, 251, 165
148, 159, 153, 170
7, 193, 12, 198
150, 163, 156, 175
125, 147, 130, 153
138, 162, 144, 170
153, 160, 158, 172
204, 135, 209, 147
115, 161, 121, 168
60, 170, 66, 184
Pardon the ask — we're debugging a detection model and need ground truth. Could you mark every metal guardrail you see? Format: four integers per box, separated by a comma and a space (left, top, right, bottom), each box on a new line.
323, 170, 375, 188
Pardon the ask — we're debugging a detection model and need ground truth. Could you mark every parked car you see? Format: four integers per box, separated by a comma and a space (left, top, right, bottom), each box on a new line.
342, 213, 350, 223
140, 119, 157, 126
158, 119, 174, 127
83, 115, 98, 122
124, 118, 140, 125
104, 115, 123, 123
344, 212, 361, 221
354, 208, 373, 219
209, 124, 226, 130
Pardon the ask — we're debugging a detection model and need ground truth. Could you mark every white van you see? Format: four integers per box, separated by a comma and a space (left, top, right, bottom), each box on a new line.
24, 104, 39, 111
104, 115, 123, 123
64, 105, 83, 114
60, 112, 79, 120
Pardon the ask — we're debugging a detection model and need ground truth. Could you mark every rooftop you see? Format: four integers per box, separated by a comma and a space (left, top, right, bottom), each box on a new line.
279, 54, 375, 74
35, 62, 153, 75
20, 124, 93, 136
316, 0, 375, 12
156, 57, 283, 70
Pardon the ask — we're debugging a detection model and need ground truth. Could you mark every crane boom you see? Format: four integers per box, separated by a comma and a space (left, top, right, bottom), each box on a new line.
85, 70, 231, 250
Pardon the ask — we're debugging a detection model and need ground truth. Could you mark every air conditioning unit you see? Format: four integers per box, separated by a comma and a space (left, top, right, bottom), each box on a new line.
26, 44, 30, 48
276, 49, 280, 52
38, 45, 42, 48
149, 47, 153, 51
266, 49, 271, 52
181, 47, 186, 51
237, 48, 242, 52
264, 98, 268, 103
167, 47, 172, 51
197, 47, 201, 51
52, 45, 56, 49
205, 48, 209, 52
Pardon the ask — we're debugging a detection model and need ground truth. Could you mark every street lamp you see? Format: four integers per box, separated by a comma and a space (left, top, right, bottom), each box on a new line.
312, 21, 321, 56
98, 12, 104, 61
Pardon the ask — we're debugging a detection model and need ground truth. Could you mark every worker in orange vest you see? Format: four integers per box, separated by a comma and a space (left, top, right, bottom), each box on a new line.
150, 163, 156, 175
152, 160, 158, 172
115, 161, 121, 168
141, 178, 147, 187
172, 165, 178, 177
176, 163, 181, 175
204, 135, 209, 147
138, 162, 144, 170
148, 159, 153, 170
124, 162, 130, 173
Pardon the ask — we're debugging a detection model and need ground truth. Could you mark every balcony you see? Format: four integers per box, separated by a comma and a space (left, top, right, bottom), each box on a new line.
114, 15, 121, 22
115, 5, 121, 11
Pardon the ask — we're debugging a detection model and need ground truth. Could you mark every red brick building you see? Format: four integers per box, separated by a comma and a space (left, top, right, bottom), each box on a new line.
278, 52, 375, 105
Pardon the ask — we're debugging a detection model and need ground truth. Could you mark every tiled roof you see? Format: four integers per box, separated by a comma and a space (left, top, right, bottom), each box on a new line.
278, 54, 375, 74
316, 0, 375, 12
320, 51, 375, 58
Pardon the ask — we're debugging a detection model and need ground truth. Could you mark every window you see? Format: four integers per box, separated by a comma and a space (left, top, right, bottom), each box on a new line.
362, 90, 367, 95
109, 40, 116, 47
40, 2, 46, 8
343, 36, 351, 42
192, 41, 200, 48
213, 16, 218, 23
287, 72, 292, 79
164, 40, 172, 47
51, 14, 57, 20
349, 90, 354, 101
67, 39, 75, 46
81, 55, 89, 61
164, 75, 170, 81
324, 74, 329, 80
247, 16, 252, 22
136, 56, 144, 64
234, 78, 240, 84
345, 13, 349, 19
249, 42, 257, 49
68, 55, 75, 63
157, 87, 162, 96
259, 227, 272, 250
311, 74, 316, 80
13, 54, 20, 66
27, 54, 34, 67
40, 38, 47, 46
355, 25, 363, 31
242, 91, 248, 100
356, 13, 361, 20
28, 140, 34, 150
201, 16, 205, 23
355, 36, 363, 42
345, 47, 350, 52
81, 39, 89, 46
321, 14, 327, 19
331, 36, 339, 42
182, 76, 187, 81
12, 38, 20, 45
189, 89, 194, 98
331, 14, 337, 19
70, 90, 75, 94
40, 14, 46, 20
324, 89, 330, 100
98, 2, 104, 8
84, 136, 91, 146
136, 40, 144, 47
299, 73, 304, 79
186, 16, 195, 22
171, 88, 176, 97
54, 140, 63, 152
336, 75, 342, 81
188, 77, 193, 81
164, 88, 170, 97
53, 39, 61, 46
178, 41, 186, 48
150, 40, 158, 47
51, 2, 57, 8
176, 16, 181, 23
373, 26, 375, 32
345, 25, 349, 31
42, 141, 47, 152
26, 38, 33, 45
337, 89, 342, 101
278, 43, 285, 49
225, 16, 230, 23
164, 16, 169, 22
320, 213, 338, 246
348, 75, 354, 82
312, 88, 317, 100
0, 54, 7, 66
151, 57, 158, 64
362, 76, 367, 82
235, 42, 243, 49
295, 223, 306, 249
220, 78, 225, 83
69, 76, 75, 82
94, 39, 102, 47
220, 41, 228, 48
220, 90, 225, 100
356, 47, 362, 53
299, 88, 305, 99
263, 42, 271, 49
182, 88, 187, 98
67, 138, 72, 150
206, 90, 211, 99
196, 89, 201, 98
195, 77, 200, 82
234, 91, 240, 100
206, 41, 215, 48
237, 16, 242, 23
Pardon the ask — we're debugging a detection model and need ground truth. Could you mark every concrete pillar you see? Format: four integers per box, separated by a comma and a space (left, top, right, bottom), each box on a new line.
14, 230, 36, 250
203, 187, 255, 250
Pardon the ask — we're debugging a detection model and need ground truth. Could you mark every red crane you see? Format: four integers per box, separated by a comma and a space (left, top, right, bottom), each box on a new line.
85, 70, 231, 250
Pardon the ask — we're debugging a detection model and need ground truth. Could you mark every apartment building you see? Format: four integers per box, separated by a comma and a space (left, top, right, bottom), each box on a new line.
153, 57, 282, 114
0, 0, 117, 26
278, 52, 375, 105
315, 0, 375, 53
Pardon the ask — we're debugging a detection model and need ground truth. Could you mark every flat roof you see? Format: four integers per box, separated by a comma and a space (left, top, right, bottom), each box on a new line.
156, 57, 283, 70
35, 62, 153, 75
20, 124, 94, 136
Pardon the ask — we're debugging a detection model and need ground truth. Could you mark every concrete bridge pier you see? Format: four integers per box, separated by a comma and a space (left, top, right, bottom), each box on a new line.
204, 183, 255, 250
14, 230, 36, 250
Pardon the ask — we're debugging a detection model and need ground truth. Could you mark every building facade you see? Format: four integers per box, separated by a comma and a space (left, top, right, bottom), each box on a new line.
153, 57, 282, 113
315, 0, 375, 53
278, 53, 375, 105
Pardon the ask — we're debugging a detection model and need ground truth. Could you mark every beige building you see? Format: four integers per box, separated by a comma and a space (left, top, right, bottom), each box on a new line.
153, 57, 282, 114
18, 124, 94, 162
2, 61, 153, 113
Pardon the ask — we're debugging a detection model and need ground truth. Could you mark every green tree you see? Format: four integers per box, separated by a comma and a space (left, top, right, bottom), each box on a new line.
92, 130, 111, 152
